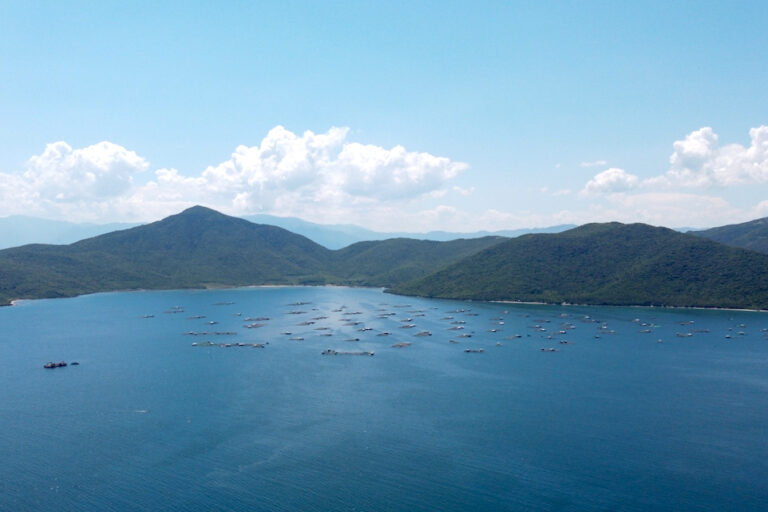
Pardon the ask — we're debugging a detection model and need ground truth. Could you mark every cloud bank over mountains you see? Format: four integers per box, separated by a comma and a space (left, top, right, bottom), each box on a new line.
0, 126, 468, 228
1, 125, 767, 231
583, 125, 768, 194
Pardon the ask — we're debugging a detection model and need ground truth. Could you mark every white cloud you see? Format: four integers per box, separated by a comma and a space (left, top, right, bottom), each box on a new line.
0, 126, 467, 224
581, 125, 768, 197
153, 125, 467, 215
581, 167, 639, 196
24, 141, 148, 200
0, 141, 149, 219
649, 125, 768, 188
580, 159, 607, 168
4, 124, 767, 233
452, 186, 475, 196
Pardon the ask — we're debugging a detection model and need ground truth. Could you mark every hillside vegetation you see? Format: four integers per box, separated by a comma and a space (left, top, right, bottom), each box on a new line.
692, 217, 768, 254
390, 223, 768, 309
0, 206, 503, 305
3, 207, 767, 309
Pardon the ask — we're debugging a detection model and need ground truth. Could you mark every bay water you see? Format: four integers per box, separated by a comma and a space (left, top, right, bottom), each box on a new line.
1, 286, 767, 511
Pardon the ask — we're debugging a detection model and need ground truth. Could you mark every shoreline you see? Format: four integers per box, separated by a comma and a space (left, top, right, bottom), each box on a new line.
4, 285, 766, 314
489, 299, 768, 314
1, 283, 383, 307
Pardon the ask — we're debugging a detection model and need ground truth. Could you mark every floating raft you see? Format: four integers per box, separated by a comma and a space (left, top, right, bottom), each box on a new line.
322, 349, 374, 356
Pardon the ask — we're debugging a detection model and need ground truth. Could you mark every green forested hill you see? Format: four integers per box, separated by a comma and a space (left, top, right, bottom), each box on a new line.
692, 217, 768, 254
4, 208, 768, 309
332, 237, 506, 286
0, 206, 504, 305
390, 223, 768, 309
0, 207, 335, 304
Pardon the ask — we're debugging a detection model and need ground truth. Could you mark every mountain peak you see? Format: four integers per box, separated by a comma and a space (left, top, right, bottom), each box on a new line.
177, 205, 225, 217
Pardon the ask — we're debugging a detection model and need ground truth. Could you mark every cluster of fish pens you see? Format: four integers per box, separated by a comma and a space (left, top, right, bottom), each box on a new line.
135, 296, 768, 362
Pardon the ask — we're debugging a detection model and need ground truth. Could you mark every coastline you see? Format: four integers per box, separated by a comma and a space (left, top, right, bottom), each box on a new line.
490, 299, 768, 314
0, 283, 383, 307
4, 285, 766, 313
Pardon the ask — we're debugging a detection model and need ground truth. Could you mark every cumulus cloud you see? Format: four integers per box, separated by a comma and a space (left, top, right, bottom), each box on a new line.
579, 160, 607, 168
135, 125, 467, 217
582, 125, 768, 197
0, 140, 149, 219
0, 126, 467, 224
192, 126, 466, 205
24, 141, 148, 200
581, 167, 639, 195
664, 125, 768, 187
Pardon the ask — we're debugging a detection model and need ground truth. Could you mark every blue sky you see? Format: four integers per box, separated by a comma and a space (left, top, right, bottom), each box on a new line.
1, 1, 767, 230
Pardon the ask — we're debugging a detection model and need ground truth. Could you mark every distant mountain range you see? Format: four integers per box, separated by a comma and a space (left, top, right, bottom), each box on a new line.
0, 216, 139, 249
2, 206, 768, 309
244, 214, 574, 249
0, 213, 572, 250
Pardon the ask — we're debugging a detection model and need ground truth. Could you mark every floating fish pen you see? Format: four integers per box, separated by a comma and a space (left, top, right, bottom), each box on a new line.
192, 341, 266, 348
184, 331, 238, 336
322, 349, 374, 356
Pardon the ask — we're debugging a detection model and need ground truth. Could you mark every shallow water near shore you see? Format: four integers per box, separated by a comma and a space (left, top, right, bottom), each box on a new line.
2, 286, 767, 511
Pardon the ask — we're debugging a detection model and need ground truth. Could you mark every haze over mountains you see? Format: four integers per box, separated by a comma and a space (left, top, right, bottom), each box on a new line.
2, 206, 768, 309
0, 213, 572, 251
244, 214, 574, 249
0, 216, 139, 249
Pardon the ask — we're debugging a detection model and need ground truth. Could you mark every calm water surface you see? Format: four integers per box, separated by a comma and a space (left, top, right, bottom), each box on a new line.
1, 286, 767, 511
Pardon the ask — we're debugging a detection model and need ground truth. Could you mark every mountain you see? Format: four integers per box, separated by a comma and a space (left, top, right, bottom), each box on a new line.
0, 211, 568, 252
0, 207, 334, 305
332, 236, 506, 287
390, 222, 768, 310
245, 213, 572, 249
0, 216, 139, 250
6, 208, 767, 310
0, 206, 504, 306
691, 217, 768, 254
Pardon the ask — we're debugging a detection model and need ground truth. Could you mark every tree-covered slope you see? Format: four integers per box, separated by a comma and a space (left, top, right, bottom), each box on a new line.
691, 217, 768, 254
0, 206, 504, 305
390, 223, 768, 309
0, 206, 335, 304
331, 236, 507, 286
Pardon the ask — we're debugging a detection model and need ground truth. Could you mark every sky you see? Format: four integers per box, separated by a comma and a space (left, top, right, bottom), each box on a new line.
1, 1, 767, 231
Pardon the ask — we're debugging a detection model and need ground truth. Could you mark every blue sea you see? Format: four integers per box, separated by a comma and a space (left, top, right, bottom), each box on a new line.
1, 286, 767, 511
